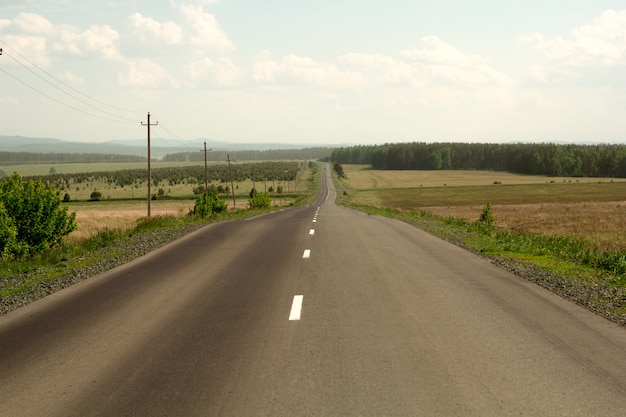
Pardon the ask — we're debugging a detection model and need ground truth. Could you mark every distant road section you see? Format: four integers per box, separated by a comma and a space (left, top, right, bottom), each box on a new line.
1, 163, 626, 416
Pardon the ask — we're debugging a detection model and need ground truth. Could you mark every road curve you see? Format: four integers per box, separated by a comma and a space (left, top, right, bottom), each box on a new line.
1, 164, 626, 416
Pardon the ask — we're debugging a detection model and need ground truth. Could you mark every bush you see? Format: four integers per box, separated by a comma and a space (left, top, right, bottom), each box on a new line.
63, 193, 71, 202
0, 173, 77, 256
193, 192, 227, 218
90, 190, 103, 201
0, 202, 18, 257
479, 202, 494, 226
248, 192, 271, 209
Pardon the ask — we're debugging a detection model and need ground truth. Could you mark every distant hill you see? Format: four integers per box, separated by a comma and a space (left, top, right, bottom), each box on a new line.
0, 136, 337, 159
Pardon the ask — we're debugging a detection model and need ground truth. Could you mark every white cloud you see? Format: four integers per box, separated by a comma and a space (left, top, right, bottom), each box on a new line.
179, 4, 234, 50
402, 36, 514, 86
187, 57, 244, 86
253, 51, 365, 89
339, 53, 416, 86
521, 9, 626, 67
128, 13, 184, 45
339, 36, 514, 92
1, 34, 50, 66
53, 24, 122, 61
117, 59, 176, 88
403, 36, 481, 66
169, 0, 220, 5
11, 12, 56, 35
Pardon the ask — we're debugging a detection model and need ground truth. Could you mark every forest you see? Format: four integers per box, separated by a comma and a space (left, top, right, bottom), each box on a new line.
162, 147, 333, 163
330, 142, 626, 177
0, 151, 146, 165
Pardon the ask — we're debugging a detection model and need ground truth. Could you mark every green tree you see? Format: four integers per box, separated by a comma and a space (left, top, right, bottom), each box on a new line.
333, 162, 346, 178
0, 173, 77, 255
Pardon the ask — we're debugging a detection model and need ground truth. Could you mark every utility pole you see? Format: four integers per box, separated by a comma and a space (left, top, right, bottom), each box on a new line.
252, 165, 256, 192
227, 154, 236, 208
200, 141, 211, 193
141, 112, 158, 217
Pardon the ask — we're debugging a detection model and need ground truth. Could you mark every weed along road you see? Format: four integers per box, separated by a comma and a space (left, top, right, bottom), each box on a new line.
2, 167, 626, 416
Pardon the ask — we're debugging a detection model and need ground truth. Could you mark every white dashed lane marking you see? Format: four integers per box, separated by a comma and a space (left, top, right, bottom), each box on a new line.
309, 229, 315, 235
289, 295, 303, 321
303, 249, 311, 258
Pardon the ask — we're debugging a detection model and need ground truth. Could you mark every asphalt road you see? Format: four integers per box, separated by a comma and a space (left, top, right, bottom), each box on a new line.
1, 164, 626, 416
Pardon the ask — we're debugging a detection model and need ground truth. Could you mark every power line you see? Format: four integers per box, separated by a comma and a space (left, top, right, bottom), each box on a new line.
156, 123, 189, 144
0, 39, 142, 115
2, 52, 137, 123
0, 39, 144, 124
0, 67, 138, 124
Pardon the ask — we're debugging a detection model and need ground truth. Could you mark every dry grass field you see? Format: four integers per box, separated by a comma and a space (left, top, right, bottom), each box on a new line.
66, 200, 195, 243
340, 165, 626, 251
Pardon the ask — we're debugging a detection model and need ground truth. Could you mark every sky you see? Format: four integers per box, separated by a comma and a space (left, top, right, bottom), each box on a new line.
1, 0, 626, 146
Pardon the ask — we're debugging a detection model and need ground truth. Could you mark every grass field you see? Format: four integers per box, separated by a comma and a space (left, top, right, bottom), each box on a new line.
339, 165, 626, 251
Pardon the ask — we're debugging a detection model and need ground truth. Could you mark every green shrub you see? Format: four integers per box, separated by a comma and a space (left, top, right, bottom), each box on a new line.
90, 190, 103, 201
0, 173, 77, 256
248, 192, 271, 209
0, 201, 18, 257
193, 192, 227, 218
479, 202, 494, 226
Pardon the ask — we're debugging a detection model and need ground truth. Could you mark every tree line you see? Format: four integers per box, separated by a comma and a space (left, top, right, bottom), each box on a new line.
0, 151, 147, 165
162, 147, 332, 162
330, 142, 626, 177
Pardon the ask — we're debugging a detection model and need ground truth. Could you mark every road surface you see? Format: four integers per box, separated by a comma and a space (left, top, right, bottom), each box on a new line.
1, 164, 626, 416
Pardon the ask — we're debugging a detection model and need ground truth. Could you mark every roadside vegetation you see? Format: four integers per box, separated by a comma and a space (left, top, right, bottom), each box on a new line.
0, 161, 320, 314
334, 164, 626, 325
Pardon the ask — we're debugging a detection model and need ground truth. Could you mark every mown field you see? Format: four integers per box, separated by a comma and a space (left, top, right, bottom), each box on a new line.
338, 165, 626, 251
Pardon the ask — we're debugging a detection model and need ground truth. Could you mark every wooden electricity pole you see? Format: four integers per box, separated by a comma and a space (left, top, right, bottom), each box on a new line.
227, 154, 236, 208
201, 141, 211, 193
141, 112, 158, 217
